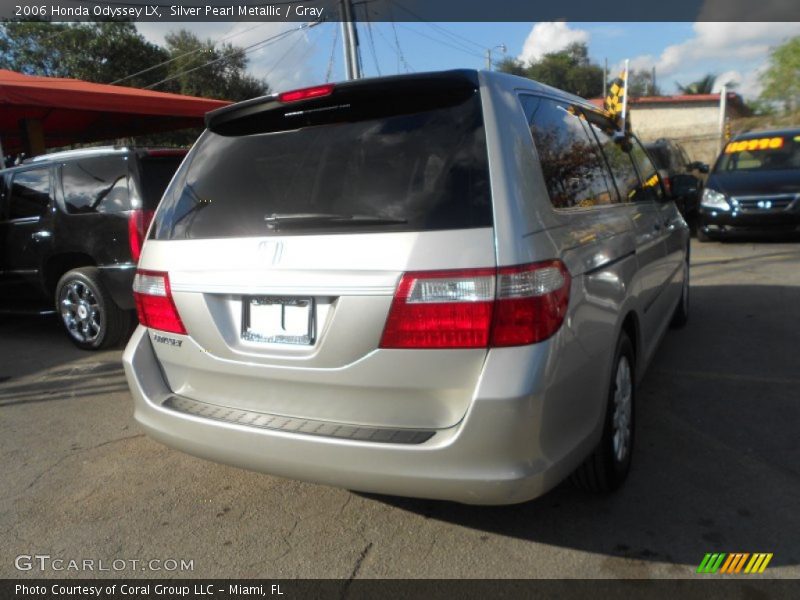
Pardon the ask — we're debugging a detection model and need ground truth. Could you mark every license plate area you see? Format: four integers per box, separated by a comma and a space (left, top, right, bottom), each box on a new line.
241, 296, 315, 345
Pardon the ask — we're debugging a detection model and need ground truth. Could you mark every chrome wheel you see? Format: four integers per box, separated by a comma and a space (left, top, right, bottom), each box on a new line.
611, 355, 633, 463
59, 280, 102, 344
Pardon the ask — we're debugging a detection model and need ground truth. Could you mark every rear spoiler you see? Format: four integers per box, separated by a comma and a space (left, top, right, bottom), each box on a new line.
205, 70, 481, 135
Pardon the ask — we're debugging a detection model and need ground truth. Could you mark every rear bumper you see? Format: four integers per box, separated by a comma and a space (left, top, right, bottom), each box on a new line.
122, 326, 598, 505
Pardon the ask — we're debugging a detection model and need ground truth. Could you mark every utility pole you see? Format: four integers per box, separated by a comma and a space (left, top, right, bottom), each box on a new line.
339, 0, 361, 80
718, 84, 728, 153
485, 44, 506, 71
603, 58, 607, 98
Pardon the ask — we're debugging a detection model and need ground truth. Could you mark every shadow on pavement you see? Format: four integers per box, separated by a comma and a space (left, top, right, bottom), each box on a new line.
0, 314, 115, 380
363, 283, 800, 569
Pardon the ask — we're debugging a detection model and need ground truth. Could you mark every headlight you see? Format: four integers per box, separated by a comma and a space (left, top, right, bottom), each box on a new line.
701, 188, 730, 211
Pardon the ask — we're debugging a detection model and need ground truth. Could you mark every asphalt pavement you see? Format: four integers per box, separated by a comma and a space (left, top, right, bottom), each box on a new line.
2, 238, 799, 579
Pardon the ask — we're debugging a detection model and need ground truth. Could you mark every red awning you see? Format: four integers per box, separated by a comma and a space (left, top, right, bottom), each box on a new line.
0, 69, 231, 154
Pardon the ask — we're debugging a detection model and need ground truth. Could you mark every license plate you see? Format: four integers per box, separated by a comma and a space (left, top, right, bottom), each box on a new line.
242, 296, 315, 345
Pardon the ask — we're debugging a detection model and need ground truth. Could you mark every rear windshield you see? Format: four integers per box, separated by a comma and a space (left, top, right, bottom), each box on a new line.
152, 86, 491, 239
715, 134, 800, 172
137, 155, 184, 209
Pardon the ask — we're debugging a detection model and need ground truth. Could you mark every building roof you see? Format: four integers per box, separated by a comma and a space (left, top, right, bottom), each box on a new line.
588, 92, 746, 110
0, 69, 231, 154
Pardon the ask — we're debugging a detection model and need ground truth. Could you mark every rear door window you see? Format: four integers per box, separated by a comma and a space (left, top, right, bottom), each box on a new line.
61, 155, 130, 214
153, 81, 491, 240
136, 155, 184, 210
582, 113, 642, 203
9, 167, 51, 219
629, 137, 665, 202
521, 95, 616, 209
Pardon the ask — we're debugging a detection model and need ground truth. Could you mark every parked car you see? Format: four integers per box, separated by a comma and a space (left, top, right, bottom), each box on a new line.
0, 147, 186, 349
698, 128, 800, 241
644, 138, 708, 221
123, 70, 689, 505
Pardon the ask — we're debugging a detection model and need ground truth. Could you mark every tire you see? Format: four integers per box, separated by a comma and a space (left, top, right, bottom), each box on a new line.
696, 226, 712, 243
55, 267, 131, 350
670, 255, 690, 329
572, 332, 635, 493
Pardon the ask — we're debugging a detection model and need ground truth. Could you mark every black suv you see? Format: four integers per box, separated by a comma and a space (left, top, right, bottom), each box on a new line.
0, 147, 185, 349
644, 138, 708, 221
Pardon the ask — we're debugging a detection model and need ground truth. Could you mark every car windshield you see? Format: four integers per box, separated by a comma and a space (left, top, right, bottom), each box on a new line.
715, 134, 800, 172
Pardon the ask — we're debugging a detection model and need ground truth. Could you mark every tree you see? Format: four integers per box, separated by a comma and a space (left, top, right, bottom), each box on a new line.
628, 69, 661, 97
0, 22, 268, 102
759, 36, 800, 112
160, 29, 267, 102
676, 73, 716, 95
498, 43, 604, 99
0, 21, 169, 87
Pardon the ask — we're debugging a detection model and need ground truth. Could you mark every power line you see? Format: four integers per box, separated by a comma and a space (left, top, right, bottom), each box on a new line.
361, 5, 381, 77
397, 24, 485, 62
388, 0, 486, 53
325, 23, 339, 82
110, 22, 272, 85
389, 21, 412, 73
142, 22, 319, 90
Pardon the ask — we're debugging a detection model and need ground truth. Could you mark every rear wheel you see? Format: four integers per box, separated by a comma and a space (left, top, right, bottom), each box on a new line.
572, 332, 635, 493
56, 267, 131, 350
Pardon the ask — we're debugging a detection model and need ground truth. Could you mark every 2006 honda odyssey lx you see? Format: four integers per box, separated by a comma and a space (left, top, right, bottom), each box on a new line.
123, 70, 689, 505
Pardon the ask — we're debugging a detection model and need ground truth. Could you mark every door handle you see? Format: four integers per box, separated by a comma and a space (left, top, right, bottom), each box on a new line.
31, 231, 51, 241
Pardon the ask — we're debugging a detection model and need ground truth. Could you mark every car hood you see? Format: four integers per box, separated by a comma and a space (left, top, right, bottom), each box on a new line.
707, 170, 800, 197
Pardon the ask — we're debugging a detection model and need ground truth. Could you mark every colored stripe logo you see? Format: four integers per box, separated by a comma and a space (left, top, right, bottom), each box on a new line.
697, 553, 773, 574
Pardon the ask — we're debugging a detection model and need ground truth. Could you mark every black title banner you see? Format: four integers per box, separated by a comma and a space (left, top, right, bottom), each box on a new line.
4, 579, 800, 600
1, 0, 799, 22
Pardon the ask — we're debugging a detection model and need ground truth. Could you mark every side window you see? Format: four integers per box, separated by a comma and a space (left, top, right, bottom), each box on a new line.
61, 156, 130, 214
629, 137, 664, 202
521, 95, 616, 209
582, 112, 640, 204
0, 175, 8, 220
9, 167, 52, 219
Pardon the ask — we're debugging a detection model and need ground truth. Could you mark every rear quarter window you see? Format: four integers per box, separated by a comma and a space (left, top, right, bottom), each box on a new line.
61, 155, 130, 214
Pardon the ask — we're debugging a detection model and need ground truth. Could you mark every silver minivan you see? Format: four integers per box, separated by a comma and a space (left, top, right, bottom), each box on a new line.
123, 70, 689, 505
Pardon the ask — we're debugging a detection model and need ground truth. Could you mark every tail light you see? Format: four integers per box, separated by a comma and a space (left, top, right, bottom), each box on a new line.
380, 260, 570, 349
278, 84, 335, 103
661, 176, 671, 196
128, 209, 155, 263
132, 270, 186, 335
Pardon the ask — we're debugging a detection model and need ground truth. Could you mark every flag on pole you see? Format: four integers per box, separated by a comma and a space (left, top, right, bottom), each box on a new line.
604, 60, 630, 132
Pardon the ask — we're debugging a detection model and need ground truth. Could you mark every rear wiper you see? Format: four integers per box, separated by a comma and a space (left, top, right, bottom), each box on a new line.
264, 213, 407, 227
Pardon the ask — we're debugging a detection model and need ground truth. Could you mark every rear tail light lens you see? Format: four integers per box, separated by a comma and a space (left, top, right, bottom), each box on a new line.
128, 209, 155, 263
661, 176, 672, 196
380, 261, 570, 349
132, 270, 186, 335
278, 84, 335, 103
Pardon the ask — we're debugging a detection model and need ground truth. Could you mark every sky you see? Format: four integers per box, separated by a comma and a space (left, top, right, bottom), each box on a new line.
135, 21, 800, 99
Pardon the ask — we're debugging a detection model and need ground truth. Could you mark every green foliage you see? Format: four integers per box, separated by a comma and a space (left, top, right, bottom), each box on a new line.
759, 36, 800, 112
675, 73, 716, 95
628, 69, 661, 97
497, 43, 604, 99
160, 29, 267, 102
0, 21, 268, 102
0, 21, 168, 87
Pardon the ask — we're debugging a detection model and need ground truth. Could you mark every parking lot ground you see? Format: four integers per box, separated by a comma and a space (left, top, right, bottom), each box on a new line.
2, 238, 800, 579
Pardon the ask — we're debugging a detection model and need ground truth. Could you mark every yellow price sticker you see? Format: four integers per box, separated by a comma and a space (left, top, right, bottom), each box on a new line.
725, 137, 784, 153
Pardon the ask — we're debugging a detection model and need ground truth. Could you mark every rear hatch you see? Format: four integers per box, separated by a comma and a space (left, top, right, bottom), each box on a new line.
137, 72, 497, 430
